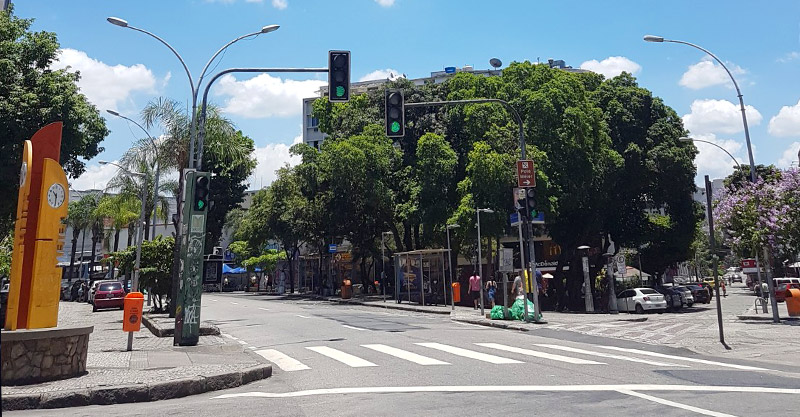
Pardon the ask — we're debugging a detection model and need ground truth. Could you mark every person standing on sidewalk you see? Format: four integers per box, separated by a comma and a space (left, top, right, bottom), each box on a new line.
469, 272, 481, 309
485, 276, 497, 308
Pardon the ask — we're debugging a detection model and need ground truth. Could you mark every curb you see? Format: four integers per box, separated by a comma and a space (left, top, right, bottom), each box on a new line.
737, 315, 798, 322
141, 315, 221, 337
450, 317, 531, 331
288, 294, 453, 315
1, 364, 271, 411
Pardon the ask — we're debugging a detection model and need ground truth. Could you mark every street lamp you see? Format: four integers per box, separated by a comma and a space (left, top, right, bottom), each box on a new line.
679, 137, 744, 173
381, 231, 393, 303
446, 224, 460, 310
578, 245, 594, 312
99, 161, 146, 352
106, 110, 161, 240
645, 34, 780, 323
476, 208, 494, 316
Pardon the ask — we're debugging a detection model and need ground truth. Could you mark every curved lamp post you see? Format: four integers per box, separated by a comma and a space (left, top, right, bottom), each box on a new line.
647, 34, 780, 323
679, 137, 744, 173
106, 110, 161, 240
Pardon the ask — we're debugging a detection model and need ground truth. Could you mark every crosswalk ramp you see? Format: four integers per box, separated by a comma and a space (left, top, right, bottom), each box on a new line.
253, 341, 768, 373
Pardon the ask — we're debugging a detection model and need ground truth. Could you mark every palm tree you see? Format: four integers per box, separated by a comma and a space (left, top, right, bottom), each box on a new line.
95, 194, 140, 278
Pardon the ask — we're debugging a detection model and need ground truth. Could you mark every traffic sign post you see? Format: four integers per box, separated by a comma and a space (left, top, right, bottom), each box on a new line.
516, 160, 536, 188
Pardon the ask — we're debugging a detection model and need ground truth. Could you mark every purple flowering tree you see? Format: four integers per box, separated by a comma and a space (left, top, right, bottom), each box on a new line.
714, 169, 800, 265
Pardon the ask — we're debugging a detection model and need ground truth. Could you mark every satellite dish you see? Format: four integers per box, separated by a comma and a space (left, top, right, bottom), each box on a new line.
489, 58, 502, 69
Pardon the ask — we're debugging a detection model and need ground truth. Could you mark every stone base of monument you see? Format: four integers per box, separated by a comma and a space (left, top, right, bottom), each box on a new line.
1, 326, 93, 385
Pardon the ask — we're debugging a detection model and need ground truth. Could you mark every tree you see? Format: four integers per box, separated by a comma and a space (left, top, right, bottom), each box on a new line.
94, 193, 139, 277
723, 164, 781, 190
110, 236, 174, 312
65, 194, 94, 280
0, 231, 11, 279
0, 7, 108, 236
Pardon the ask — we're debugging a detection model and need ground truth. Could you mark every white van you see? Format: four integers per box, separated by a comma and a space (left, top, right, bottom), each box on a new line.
773, 277, 800, 287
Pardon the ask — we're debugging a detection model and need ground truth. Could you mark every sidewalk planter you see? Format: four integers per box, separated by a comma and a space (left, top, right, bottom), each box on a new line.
1, 326, 93, 385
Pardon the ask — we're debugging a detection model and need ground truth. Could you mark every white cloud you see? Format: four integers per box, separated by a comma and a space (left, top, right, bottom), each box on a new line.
249, 135, 303, 189
776, 142, 800, 168
578, 56, 641, 79
777, 51, 800, 63
271, 0, 287, 9
68, 161, 120, 191
214, 74, 325, 118
678, 58, 746, 90
767, 99, 800, 138
375, 0, 395, 6
689, 133, 747, 180
359, 68, 402, 82
682, 99, 762, 135
51, 49, 159, 111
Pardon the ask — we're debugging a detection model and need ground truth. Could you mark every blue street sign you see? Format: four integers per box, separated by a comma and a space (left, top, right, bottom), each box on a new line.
531, 211, 545, 224
328, 244, 337, 253
510, 212, 521, 226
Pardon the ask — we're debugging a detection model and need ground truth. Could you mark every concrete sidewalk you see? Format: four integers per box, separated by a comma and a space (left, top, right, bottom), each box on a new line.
1, 302, 270, 411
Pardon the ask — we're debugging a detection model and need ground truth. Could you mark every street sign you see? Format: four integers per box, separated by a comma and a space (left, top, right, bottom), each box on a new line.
499, 248, 514, 272
615, 254, 626, 276
509, 212, 521, 227
516, 160, 536, 188
530, 211, 545, 225
328, 244, 337, 253
741, 258, 758, 274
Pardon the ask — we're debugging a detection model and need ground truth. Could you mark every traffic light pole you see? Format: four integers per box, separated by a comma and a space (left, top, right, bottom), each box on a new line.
405, 99, 544, 323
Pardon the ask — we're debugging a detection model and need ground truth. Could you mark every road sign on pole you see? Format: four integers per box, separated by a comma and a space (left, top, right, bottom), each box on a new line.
616, 254, 626, 276
509, 212, 521, 227
516, 160, 535, 188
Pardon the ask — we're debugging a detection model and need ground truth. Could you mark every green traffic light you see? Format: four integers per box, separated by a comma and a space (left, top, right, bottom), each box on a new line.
336, 86, 345, 97
390, 121, 400, 133
197, 200, 205, 210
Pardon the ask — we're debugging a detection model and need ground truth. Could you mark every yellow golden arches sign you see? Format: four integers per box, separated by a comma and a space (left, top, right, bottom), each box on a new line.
4, 123, 69, 330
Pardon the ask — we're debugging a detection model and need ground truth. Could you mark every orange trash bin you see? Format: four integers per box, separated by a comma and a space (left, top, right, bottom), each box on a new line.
341, 280, 352, 299
452, 282, 461, 303
786, 289, 800, 317
122, 292, 144, 332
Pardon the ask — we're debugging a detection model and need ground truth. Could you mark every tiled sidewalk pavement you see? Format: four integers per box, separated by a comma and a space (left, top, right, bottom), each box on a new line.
2, 301, 270, 410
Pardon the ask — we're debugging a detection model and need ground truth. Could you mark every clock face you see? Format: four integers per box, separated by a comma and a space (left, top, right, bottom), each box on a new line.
47, 183, 66, 209
20, 162, 27, 186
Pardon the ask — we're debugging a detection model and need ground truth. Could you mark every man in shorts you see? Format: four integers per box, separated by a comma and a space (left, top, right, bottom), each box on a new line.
469, 272, 481, 309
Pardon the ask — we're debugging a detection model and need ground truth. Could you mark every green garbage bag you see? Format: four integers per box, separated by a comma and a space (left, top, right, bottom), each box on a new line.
510, 298, 540, 321
490, 305, 507, 320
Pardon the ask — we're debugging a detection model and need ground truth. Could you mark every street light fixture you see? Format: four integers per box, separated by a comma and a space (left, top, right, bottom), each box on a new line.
644, 34, 780, 323
106, 109, 162, 240
679, 137, 744, 173
99, 160, 146, 352
476, 208, 494, 316
446, 224, 460, 310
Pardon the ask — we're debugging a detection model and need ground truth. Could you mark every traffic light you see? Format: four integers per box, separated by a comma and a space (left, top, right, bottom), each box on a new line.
328, 50, 350, 102
385, 89, 405, 137
193, 175, 210, 212
525, 188, 538, 219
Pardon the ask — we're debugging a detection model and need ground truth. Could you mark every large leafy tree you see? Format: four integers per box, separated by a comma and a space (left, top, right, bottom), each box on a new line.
111, 236, 174, 312
0, 7, 108, 236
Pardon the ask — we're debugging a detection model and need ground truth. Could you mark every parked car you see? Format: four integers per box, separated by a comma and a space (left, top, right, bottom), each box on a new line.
654, 287, 683, 312
686, 284, 710, 304
775, 283, 800, 303
698, 282, 714, 299
92, 281, 126, 312
672, 286, 695, 307
616, 288, 667, 314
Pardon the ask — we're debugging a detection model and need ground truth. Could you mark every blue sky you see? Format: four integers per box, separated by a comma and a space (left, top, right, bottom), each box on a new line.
13, 0, 800, 190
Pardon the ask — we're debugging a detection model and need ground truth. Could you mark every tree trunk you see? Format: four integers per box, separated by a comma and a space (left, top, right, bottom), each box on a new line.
127, 225, 134, 247
68, 229, 80, 283
403, 222, 413, 252
144, 217, 151, 241
109, 229, 121, 279
89, 226, 100, 280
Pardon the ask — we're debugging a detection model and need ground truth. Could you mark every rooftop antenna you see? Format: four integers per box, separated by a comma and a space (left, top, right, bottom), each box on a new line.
489, 58, 502, 72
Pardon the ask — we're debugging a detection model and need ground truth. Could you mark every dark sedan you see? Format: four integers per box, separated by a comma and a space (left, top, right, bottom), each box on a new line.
654, 287, 683, 312
686, 284, 710, 304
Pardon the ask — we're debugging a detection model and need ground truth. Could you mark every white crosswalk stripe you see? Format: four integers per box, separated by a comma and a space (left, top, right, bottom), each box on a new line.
533, 344, 688, 367
416, 342, 522, 364
306, 346, 378, 367
255, 349, 310, 372
362, 344, 449, 365
475, 343, 605, 365
596, 346, 770, 371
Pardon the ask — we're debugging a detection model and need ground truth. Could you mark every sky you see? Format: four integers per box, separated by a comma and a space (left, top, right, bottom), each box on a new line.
12, 0, 800, 190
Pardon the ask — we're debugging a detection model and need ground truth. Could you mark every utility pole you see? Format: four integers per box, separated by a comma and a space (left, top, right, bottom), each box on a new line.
705, 176, 727, 347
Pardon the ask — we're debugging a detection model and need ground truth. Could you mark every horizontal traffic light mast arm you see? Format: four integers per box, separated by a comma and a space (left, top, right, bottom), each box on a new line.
404, 99, 527, 159
197, 67, 329, 169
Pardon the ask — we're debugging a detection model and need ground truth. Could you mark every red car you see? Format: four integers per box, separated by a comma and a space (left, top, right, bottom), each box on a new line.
775, 283, 800, 303
92, 281, 126, 312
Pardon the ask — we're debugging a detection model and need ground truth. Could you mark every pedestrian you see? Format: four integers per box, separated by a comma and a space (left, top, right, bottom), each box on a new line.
468, 271, 481, 309
485, 276, 497, 308
721, 279, 727, 297
512, 274, 525, 300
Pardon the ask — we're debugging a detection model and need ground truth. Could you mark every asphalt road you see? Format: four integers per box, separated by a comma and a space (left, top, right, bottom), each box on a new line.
11, 292, 800, 417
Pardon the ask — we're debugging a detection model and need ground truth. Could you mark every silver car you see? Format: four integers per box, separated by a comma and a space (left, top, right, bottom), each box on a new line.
672, 286, 695, 307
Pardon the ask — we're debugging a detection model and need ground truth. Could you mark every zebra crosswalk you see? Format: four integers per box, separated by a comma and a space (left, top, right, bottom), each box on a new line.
252, 340, 768, 373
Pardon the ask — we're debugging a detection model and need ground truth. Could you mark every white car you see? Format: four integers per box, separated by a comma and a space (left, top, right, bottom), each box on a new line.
616, 288, 667, 314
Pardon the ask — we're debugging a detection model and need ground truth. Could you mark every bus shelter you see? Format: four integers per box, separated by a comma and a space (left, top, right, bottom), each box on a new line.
393, 249, 450, 306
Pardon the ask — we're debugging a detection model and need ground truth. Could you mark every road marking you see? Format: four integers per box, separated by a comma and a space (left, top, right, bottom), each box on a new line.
258, 307, 270, 311
230, 302, 239, 305
534, 344, 687, 367
416, 343, 522, 364
306, 346, 378, 367
362, 344, 449, 366
212, 384, 800, 399
211, 299, 218, 302
296, 315, 312, 319
342, 325, 369, 331
255, 349, 310, 372
476, 343, 605, 365
596, 346, 770, 371
618, 390, 735, 417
